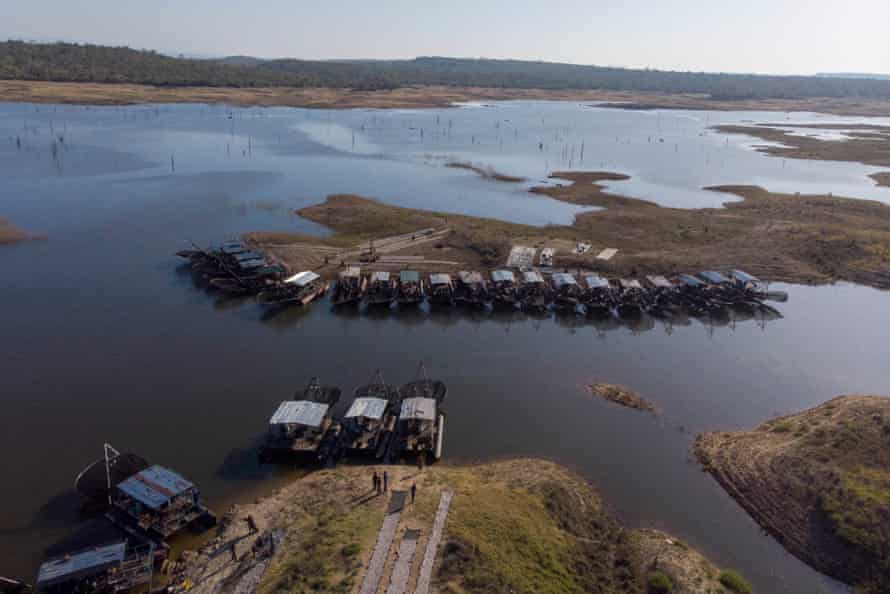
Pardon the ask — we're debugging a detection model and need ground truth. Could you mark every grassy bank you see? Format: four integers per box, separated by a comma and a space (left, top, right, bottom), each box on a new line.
248, 172, 890, 289
695, 396, 890, 593
173, 459, 748, 593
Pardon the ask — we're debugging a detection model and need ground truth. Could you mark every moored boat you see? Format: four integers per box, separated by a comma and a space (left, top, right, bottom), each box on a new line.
261, 378, 342, 463
340, 370, 399, 459
257, 271, 327, 307
490, 269, 518, 309
366, 271, 396, 307
428, 273, 454, 306
394, 364, 447, 463
332, 266, 366, 306
615, 279, 644, 318
519, 270, 551, 312
551, 272, 583, 312
454, 271, 490, 308
395, 270, 425, 306
582, 274, 613, 318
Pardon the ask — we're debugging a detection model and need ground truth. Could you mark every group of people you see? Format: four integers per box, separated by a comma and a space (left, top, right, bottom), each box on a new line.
372, 470, 418, 503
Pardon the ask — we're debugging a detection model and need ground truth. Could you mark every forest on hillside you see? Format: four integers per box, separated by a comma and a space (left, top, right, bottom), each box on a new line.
4, 41, 890, 100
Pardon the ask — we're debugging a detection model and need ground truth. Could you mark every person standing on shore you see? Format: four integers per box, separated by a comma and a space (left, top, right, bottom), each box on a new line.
372, 471, 379, 494
411, 482, 416, 504
383, 471, 388, 492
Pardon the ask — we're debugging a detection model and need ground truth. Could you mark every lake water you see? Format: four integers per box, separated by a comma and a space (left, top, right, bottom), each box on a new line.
2, 100, 889, 592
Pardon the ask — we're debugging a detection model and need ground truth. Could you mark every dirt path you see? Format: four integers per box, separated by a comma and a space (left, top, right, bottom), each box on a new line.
360, 510, 402, 594
413, 490, 453, 594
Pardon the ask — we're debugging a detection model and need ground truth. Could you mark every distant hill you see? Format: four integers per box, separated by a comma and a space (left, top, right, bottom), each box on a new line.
818, 72, 890, 81
5, 41, 890, 100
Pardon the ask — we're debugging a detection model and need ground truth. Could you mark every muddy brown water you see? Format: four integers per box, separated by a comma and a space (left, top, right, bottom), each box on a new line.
3, 102, 890, 592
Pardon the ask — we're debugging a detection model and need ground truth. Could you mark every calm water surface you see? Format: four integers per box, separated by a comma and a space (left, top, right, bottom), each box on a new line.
2, 101, 889, 592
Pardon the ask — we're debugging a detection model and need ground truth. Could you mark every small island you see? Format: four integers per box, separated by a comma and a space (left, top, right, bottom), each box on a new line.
695, 396, 890, 594
588, 383, 658, 413
0, 217, 32, 244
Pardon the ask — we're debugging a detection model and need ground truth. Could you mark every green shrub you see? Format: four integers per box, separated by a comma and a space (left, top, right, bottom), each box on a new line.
719, 569, 753, 593
771, 422, 792, 433
647, 571, 673, 593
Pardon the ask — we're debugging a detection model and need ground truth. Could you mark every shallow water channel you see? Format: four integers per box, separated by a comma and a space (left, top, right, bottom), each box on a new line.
2, 101, 889, 592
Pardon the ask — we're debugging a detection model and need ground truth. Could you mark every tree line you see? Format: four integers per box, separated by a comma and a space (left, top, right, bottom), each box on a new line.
4, 41, 890, 100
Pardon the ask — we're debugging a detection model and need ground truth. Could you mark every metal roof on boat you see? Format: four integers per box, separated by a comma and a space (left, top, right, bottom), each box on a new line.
219, 245, 246, 255
584, 275, 609, 289
699, 270, 731, 284
371, 271, 390, 282
491, 270, 514, 282
37, 542, 126, 587
233, 251, 265, 262
459, 271, 484, 284
400, 397, 437, 421
552, 273, 578, 287
345, 397, 388, 420
117, 465, 194, 510
284, 271, 320, 286
678, 273, 705, 287
269, 400, 329, 428
522, 271, 544, 283
646, 275, 673, 288
619, 279, 642, 289
341, 266, 360, 278
400, 271, 420, 283
429, 273, 451, 285
731, 269, 760, 283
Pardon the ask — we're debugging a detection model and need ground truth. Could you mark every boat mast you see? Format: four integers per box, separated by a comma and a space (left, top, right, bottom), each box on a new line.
103, 443, 120, 506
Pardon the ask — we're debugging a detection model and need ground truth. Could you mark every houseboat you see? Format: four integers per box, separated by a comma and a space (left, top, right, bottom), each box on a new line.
261, 378, 341, 462
615, 279, 645, 318
519, 270, 550, 312
551, 272, 583, 312
454, 271, 489, 308
332, 267, 366, 306
257, 271, 327, 307
366, 271, 396, 307
490, 270, 518, 308
36, 541, 155, 594
582, 274, 613, 318
395, 367, 447, 463
427, 273, 455, 306
339, 371, 399, 459
395, 270, 425, 306
107, 465, 215, 540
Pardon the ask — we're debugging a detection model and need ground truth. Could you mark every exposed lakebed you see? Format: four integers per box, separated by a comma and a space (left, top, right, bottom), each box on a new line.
2, 101, 890, 592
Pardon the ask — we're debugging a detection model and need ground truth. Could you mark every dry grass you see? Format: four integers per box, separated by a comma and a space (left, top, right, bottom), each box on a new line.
445, 161, 526, 183
587, 383, 658, 414
695, 396, 890, 593
251, 173, 890, 289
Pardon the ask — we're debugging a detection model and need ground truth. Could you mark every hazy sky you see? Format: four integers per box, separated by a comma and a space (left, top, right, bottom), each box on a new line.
4, 0, 889, 75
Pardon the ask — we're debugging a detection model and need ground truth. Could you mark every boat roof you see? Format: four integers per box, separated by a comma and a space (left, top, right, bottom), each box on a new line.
646, 275, 673, 288
284, 271, 320, 286
584, 275, 609, 289
341, 266, 360, 278
345, 397, 388, 420
233, 251, 265, 262
678, 273, 705, 287
371, 271, 390, 282
37, 542, 126, 588
552, 273, 578, 287
269, 400, 330, 428
619, 279, 643, 289
429, 273, 451, 285
458, 271, 484, 284
219, 244, 246, 255
491, 270, 514, 282
522, 271, 544, 283
731, 269, 760, 283
540, 248, 554, 255
400, 270, 420, 282
117, 465, 194, 510
699, 270, 731, 284
400, 397, 437, 421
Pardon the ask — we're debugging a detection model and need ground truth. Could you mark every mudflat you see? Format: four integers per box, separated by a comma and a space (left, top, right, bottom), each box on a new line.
695, 396, 890, 593
4, 80, 890, 117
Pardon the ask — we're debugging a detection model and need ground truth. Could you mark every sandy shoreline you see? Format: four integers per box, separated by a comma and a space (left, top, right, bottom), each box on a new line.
0, 218, 35, 244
